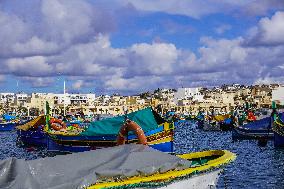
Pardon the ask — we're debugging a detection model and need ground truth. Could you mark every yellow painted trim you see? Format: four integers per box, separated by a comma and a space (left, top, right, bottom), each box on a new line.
275, 120, 284, 127
147, 136, 172, 145
87, 150, 236, 189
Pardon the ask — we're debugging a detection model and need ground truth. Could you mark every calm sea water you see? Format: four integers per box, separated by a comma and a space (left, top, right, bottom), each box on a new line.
1, 121, 284, 188
174, 121, 284, 189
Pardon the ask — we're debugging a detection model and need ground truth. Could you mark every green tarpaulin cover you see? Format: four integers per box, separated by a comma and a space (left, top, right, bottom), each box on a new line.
80, 107, 159, 136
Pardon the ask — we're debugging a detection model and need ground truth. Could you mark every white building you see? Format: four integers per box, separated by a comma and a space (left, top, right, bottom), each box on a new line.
173, 88, 204, 104
272, 86, 284, 105
54, 93, 96, 106
15, 93, 29, 106
54, 94, 71, 105
0, 93, 15, 104
70, 93, 96, 105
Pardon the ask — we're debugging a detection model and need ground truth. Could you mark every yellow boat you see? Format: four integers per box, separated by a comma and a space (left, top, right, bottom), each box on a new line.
88, 149, 236, 189
0, 145, 235, 189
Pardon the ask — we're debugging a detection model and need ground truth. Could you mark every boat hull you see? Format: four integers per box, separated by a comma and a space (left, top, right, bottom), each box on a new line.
47, 126, 174, 153
138, 169, 222, 189
17, 128, 47, 147
273, 116, 284, 147
232, 127, 273, 140
0, 122, 17, 131
274, 132, 284, 147
89, 150, 236, 189
233, 116, 273, 140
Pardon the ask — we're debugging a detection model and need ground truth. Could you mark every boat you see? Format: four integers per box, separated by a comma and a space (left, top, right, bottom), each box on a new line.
232, 116, 273, 140
0, 122, 18, 131
17, 105, 175, 153
197, 114, 234, 131
16, 115, 47, 147
46, 107, 174, 153
0, 113, 19, 131
272, 112, 284, 147
0, 144, 236, 189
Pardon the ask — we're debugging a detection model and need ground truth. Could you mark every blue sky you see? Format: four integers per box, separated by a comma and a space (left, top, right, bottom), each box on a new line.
0, 0, 284, 95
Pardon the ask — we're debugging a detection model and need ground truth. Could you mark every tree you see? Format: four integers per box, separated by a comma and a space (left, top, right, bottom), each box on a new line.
99, 108, 104, 114
115, 108, 120, 114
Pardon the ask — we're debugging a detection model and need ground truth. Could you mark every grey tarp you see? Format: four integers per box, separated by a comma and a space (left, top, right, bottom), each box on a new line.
0, 144, 192, 189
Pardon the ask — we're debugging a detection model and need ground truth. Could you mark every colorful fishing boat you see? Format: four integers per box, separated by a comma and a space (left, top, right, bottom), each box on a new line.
232, 116, 273, 140
46, 107, 174, 153
197, 114, 234, 131
17, 105, 175, 153
0, 144, 236, 189
0, 113, 19, 131
273, 113, 284, 147
0, 122, 17, 131
16, 115, 46, 146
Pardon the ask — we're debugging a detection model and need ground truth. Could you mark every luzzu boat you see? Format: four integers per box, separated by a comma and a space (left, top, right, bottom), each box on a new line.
273, 113, 284, 147
232, 116, 273, 140
46, 107, 174, 153
0, 144, 236, 189
16, 115, 47, 146
197, 114, 233, 131
17, 105, 175, 153
46, 123, 173, 153
0, 113, 19, 131
0, 122, 18, 131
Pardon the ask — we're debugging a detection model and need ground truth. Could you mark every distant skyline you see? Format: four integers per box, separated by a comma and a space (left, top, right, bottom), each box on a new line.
0, 0, 284, 95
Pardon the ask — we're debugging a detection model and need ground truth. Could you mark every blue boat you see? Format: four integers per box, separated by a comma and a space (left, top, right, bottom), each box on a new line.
0, 112, 19, 131
46, 124, 174, 153
17, 106, 175, 153
0, 122, 17, 131
17, 126, 46, 147
232, 116, 273, 140
273, 113, 284, 147
16, 115, 47, 146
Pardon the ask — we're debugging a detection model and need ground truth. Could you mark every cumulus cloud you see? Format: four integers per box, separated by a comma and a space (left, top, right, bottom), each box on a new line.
127, 42, 178, 76
53, 35, 127, 76
214, 24, 232, 35
0, 0, 284, 93
246, 11, 284, 46
21, 77, 55, 88
0, 75, 5, 83
118, 0, 284, 18
3, 56, 53, 77
72, 80, 93, 90
0, 0, 115, 58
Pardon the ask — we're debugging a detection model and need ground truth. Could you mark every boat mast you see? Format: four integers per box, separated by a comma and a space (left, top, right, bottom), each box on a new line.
64, 80, 66, 117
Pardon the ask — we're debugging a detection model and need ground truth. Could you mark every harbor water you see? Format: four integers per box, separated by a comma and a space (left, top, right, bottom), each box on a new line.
1, 121, 284, 189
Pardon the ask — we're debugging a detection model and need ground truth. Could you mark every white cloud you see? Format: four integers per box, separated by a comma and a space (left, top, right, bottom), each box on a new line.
4, 56, 53, 76
0, 0, 284, 92
0, 0, 115, 58
0, 10, 31, 57
247, 11, 284, 45
12, 36, 59, 56
127, 42, 178, 76
0, 75, 5, 83
214, 24, 232, 35
72, 80, 84, 90
118, 0, 284, 18
105, 73, 162, 92
41, 0, 94, 43
21, 77, 55, 88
